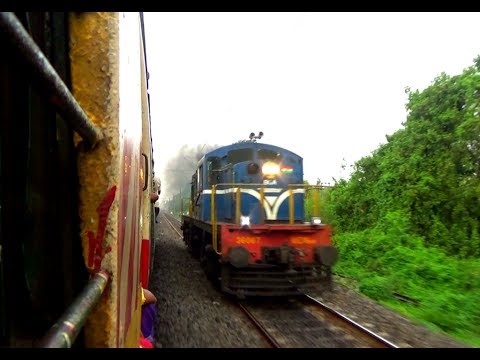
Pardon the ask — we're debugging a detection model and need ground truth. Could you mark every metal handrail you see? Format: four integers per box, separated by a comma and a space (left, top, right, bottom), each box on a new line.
209, 183, 329, 253
0, 12, 103, 149
38, 270, 110, 348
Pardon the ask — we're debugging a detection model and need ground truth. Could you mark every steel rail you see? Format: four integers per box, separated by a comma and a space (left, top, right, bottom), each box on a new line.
162, 212, 183, 238
304, 294, 399, 348
237, 302, 281, 348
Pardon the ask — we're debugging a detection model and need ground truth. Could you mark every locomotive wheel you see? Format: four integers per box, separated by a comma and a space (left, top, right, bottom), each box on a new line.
202, 245, 220, 287
190, 233, 201, 259
199, 241, 208, 271
318, 266, 334, 291
206, 258, 220, 288
324, 267, 334, 291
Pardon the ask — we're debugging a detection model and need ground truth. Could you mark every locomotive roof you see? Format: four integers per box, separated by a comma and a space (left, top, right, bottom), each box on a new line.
198, 141, 302, 165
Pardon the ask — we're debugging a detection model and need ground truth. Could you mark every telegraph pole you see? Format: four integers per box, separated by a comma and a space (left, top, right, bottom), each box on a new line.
180, 187, 183, 215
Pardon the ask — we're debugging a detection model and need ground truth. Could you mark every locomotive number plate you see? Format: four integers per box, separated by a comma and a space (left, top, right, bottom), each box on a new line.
290, 236, 316, 245
236, 236, 260, 244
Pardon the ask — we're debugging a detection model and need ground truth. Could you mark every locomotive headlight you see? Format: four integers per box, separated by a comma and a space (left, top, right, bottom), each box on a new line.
262, 161, 280, 178
240, 215, 250, 227
311, 217, 322, 225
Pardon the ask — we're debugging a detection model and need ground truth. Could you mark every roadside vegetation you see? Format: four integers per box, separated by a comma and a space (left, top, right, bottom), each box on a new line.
307, 56, 480, 347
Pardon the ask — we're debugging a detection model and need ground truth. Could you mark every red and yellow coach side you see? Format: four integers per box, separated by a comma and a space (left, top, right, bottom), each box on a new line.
71, 12, 154, 348
0, 12, 155, 348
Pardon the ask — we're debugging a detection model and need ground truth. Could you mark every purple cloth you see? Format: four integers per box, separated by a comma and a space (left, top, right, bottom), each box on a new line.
141, 302, 156, 342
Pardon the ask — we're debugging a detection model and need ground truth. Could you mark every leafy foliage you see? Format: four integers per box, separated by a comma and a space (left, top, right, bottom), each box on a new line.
307, 57, 480, 346
332, 218, 480, 346
327, 60, 480, 258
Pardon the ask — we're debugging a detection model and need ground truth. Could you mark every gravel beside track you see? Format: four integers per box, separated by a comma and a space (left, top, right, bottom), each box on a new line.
149, 213, 269, 348
149, 211, 470, 348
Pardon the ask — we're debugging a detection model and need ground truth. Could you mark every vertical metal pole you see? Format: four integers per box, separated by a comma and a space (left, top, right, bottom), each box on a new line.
235, 187, 241, 225
180, 188, 183, 215
313, 186, 320, 218
260, 187, 265, 224
211, 185, 217, 252
289, 188, 294, 225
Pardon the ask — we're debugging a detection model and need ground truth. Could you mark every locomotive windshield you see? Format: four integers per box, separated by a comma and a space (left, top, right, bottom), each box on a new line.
258, 148, 282, 162
227, 148, 253, 164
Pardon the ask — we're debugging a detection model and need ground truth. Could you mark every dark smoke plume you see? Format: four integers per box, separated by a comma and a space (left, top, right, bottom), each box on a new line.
160, 143, 220, 201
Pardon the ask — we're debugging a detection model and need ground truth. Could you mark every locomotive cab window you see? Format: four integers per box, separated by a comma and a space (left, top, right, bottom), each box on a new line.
207, 156, 221, 185
227, 148, 253, 165
197, 166, 203, 191
258, 148, 282, 162
191, 173, 198, 202
285, 155, 300, 164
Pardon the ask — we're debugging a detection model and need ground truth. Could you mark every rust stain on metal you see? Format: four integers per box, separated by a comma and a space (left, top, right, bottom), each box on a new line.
69, 12, 120, 348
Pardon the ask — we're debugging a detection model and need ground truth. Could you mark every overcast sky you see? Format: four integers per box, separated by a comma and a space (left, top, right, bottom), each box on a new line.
143, 12, 480, 195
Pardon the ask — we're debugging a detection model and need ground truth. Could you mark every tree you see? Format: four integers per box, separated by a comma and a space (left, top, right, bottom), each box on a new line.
328, 58, 480, 258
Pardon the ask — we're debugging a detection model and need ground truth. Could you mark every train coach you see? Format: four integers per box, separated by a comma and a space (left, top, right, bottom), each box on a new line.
181, 133, 338, 298
0, 12, 156, 347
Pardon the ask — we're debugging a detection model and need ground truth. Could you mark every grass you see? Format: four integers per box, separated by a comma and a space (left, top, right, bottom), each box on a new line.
332, 228, 480, 348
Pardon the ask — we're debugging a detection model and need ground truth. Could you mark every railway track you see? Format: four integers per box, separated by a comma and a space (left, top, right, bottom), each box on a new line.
162, 212, 182, 238
161, 211, 399, 348
237, 295, 399, 348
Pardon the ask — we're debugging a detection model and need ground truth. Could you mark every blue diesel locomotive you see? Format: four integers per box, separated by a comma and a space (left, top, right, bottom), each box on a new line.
181, 133, 338, 297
